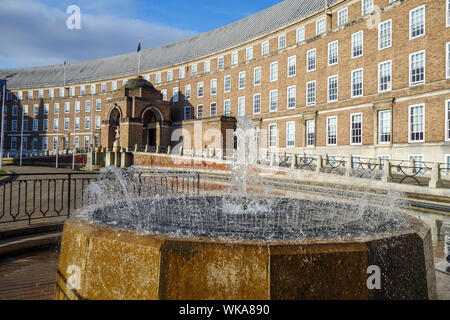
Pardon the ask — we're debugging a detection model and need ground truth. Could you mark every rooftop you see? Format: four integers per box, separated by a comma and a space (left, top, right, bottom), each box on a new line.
0, 0, 336, 89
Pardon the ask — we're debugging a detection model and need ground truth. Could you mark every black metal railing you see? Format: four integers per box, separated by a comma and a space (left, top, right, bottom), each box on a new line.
0, 170, 201, 226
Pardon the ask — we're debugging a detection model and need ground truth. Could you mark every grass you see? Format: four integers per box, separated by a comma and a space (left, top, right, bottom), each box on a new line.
0, 169, 9, 176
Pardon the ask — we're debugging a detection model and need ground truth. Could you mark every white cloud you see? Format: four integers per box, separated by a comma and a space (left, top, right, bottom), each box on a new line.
0, 0, 197, 68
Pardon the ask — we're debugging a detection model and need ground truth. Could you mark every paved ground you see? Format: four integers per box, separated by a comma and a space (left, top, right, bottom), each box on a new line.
0, 247, 59, 300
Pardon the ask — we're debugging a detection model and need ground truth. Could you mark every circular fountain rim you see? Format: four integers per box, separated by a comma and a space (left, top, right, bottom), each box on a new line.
79, 195, 425, 244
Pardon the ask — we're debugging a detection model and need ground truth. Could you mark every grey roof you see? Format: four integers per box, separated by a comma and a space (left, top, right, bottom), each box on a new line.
0, 0, 337, 89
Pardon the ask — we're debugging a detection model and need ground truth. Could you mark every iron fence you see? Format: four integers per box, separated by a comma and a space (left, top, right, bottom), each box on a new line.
0, 170, 200, 226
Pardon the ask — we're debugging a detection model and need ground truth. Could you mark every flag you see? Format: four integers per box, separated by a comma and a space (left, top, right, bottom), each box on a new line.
64, 60, 66, 66
137, 41, 141, 52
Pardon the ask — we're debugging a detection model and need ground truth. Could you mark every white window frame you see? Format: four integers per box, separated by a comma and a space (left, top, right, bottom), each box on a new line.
445, 154, 450, 177
286, 121, 295, 148
409, 50, 426, 87
224, 75, 231, 93
327, 75, 338, 102
447, 0, 450, 28
447, 42, 450, 79
278, 34, 287, 50
231, 52, 238, 66
268, 124, 278, 148
253, 94, 261, 115
269, 90, 278, 112
296, 26, 305, 43
161, 89, 167, 101
338, 7, 348, 26
197, 105, 203, 119
238, 72, 246, 90
210, 79, 217, 95
210, 102, 217, 117
270, 62, 278, 82
191, 65, 197, 76
204, 61, 210, 73
217, 56, 224, 70
179, 67, 185, 79
378, 60, 392, 93
362, 0, 373, 16
408, 104, 425, 143
307, 49, 316, 72
287, 86, 296, 110
409, 5, 425, 40
261, 41, 269, 56
316, 18, 325, 35
306, 120, 315, 147
254, 67, 261, 86
306, 81, 316, 106
351, 68, 364, 98
378, 109, 391, 144
184, 85, 191, 100
326, 116, 338, 146
197, 82, 204, 98
352, 31, 364, 59
246, 47, 253, 61
224, 100, 231, 116
328, 40, 339, 66
238, 97, 245, 116
350, 113, 363, 145
378, 19, 392, 51
287, 56, 296, 77
184, 106, 191, 120
446, 99, 450, 141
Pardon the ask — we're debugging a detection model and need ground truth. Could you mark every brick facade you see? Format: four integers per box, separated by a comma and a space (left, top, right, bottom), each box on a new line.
1, 0, 450, 164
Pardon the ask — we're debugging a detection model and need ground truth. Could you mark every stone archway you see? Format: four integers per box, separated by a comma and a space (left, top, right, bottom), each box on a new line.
107, 105, 122, 149
141, 106, 163, 148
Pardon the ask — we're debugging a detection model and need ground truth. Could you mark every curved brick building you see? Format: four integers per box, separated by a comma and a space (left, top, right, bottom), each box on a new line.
0, 0, 449, 167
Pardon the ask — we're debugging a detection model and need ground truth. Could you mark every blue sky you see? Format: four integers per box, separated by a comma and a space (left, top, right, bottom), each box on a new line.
0, 0, 281, 69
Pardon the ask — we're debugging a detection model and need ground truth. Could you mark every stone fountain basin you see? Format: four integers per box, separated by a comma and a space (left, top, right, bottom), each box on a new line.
55, 200, 437, 300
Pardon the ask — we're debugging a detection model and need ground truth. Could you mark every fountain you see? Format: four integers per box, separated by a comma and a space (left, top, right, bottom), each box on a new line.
55, 117, 437, 300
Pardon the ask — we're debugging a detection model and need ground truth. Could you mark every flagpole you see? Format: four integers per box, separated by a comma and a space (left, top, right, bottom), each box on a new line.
137, 41, 141, 76
0, 85, 5, 170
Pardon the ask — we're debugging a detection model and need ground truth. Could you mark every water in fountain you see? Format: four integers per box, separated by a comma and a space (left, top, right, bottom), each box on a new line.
78, 116, 411, 241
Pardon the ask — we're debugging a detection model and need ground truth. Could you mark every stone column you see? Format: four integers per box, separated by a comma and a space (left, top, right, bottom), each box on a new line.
409, 158, 416, 174
382, 161, 393, 183
429, 163, 443, 189
345, 156, 354, 177
316, 155, 323, 174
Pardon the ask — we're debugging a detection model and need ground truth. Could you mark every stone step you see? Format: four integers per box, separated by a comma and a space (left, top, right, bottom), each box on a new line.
0, 231, 62, 259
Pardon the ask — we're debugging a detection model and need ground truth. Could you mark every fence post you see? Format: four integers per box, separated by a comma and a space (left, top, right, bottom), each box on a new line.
382, 161, 393, 183
67, 173, 72, 217
409, 158, 416, 174
291, 154, 297, 169
429, 163, 443, 189
270, 152, 276, 167
316, 155, 323, 174
345, 155, 354, 176
197, 172, 200, 195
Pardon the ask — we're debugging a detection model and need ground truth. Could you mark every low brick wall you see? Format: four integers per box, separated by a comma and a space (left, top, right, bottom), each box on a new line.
9, 154, 87, 166
133, 153, 230, 172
